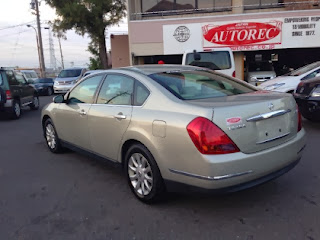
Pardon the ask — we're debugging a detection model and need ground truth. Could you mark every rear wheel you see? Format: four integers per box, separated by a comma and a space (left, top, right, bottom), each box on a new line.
44, 118, 63, 153
125, 144, 165, 203
11, 100, 21, 119
30, 95, 39, 110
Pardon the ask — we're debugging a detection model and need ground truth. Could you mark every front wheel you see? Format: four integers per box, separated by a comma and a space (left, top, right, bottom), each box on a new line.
125, 144, 165, 203
47, 87, 53, 96
30, 95, 39, 110
44, 118, 64, 153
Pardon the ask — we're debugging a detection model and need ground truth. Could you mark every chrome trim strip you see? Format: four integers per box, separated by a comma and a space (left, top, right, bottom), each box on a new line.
169, 169, 253, 181
246, 109, 291, 122
256, 132, 290, 144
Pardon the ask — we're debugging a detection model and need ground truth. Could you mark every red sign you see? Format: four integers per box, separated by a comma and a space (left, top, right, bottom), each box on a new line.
226, 117, 242, 125
202, 21, 282, 46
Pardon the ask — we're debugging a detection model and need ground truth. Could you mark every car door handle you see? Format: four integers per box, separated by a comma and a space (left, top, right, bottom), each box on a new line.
79, 109, 87, 116
114, 114, 126, 119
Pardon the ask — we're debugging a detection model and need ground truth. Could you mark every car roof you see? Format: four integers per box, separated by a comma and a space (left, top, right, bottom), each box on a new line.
120, 64, 202, 75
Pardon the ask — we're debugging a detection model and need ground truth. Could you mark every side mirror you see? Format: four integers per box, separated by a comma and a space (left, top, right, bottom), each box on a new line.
53, 95, 64, 103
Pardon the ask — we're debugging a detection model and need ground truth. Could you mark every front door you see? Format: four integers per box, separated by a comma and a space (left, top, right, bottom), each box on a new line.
88, 74, 134, 161
54, 74, 105, 150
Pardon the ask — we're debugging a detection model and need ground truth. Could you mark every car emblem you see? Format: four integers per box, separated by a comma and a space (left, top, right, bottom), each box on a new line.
268, 103, 274, 111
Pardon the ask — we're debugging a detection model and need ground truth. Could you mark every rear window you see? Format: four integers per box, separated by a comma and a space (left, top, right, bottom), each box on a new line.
288, 62, 320, 76
186, 51, 231, 70
149, 70, 255, 100
249, 62, 274, 72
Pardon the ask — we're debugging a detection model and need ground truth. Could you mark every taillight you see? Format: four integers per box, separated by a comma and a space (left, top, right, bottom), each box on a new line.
187, 117, 240, 154
232, 71, 236, 78
297, 105, 302, 132
5, 90, 12, 100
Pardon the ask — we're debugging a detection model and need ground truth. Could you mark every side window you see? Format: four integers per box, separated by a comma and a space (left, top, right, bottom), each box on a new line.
0, 73, 3, 85
134, 81, 150, 106
14, 73, 27, 85
68, 75, 103, 104
97, 74, 134, 105
302, 69, 320, 80
5, 71, 18, 85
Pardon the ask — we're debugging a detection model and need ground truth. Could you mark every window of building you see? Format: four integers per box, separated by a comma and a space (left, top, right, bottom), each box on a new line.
140, 0, 231, 15
243, 0, 283, 9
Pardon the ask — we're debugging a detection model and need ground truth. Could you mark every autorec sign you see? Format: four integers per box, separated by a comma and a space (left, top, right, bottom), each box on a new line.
163, 15, 320, 54
202, 21, 282, 51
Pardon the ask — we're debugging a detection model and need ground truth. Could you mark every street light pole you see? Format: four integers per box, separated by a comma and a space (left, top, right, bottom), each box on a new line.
35, 0, 46, 77
27, 25, 42, 76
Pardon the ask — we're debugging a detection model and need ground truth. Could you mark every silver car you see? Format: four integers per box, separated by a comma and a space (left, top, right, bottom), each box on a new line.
41, 65, 306, 203
54, 68, 87, 94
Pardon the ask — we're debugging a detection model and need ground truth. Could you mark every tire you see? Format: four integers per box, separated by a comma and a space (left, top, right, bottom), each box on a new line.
10, 100, 21, 119
43, 118, 64, 153
125, 143, 165, 203
30, 95, 39, 110
47, 87, 53, 96
0, 87, 6, 104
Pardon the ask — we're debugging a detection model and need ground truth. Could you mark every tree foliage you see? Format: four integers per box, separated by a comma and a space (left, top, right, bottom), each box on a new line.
45, 0, 126, 68
87, 40, 103, 70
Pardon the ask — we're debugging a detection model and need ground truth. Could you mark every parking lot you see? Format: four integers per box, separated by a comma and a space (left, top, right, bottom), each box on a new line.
0, 95, 319, 240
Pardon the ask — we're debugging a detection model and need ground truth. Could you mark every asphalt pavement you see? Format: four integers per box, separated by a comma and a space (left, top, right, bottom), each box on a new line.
0, 96, 319, 240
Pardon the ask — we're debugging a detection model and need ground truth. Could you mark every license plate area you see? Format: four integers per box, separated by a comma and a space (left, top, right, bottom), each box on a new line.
256, 115, 290, 144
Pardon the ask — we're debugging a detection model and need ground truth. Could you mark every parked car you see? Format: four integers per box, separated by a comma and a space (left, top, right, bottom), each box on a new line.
53, 68, 87, 94
0, 68, 39, 119
246, 61, 276, 86
17, 69, 39, 82
260, 61, 320, 93
294, 76, 320, 121
30, 78, 54, 96
42, 65, 306, 203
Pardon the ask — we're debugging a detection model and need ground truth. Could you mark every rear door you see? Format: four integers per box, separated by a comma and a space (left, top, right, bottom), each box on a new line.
88, 74, 134, 161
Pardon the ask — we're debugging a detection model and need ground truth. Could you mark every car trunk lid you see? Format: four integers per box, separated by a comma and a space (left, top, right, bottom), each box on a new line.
186, 91, 298, 154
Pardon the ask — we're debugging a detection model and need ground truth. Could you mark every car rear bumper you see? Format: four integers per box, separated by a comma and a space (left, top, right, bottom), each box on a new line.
165, 158, 300, 193
164, 129, 306, 191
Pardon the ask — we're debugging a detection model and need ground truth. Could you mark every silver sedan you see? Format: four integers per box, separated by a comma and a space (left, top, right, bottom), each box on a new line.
41, 65, 306, 203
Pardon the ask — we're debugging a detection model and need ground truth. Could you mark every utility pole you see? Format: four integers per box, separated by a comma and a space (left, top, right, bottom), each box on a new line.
34, 0, 46, 77
57, 32, 65, 69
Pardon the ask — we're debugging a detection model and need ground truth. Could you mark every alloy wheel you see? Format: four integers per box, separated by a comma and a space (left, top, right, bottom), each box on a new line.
128, 153, 153, 197
14, 102, 21, 117
46, 123, 56, 149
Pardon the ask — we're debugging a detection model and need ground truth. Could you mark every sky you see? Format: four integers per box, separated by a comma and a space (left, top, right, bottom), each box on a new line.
0, 0, 128, 69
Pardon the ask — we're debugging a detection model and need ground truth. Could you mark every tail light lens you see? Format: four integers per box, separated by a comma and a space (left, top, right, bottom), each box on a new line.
297, 105, 302, 132
187, 117, 240, 154
232, 71, 236, 78
5, 90, 12, 100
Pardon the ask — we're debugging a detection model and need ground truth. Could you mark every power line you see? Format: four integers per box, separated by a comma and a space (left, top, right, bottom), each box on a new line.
0, 21, 36, 31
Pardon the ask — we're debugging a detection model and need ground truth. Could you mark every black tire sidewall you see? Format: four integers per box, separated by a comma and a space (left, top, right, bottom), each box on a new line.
30, 95, 39, 110
47, 87, 53, 96
11, 100, 21, 119
124, 144, 164, 203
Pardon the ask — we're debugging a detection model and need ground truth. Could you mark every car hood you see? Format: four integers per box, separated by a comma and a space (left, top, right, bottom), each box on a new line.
55, 77, 79, 82
259, 75, 300, 88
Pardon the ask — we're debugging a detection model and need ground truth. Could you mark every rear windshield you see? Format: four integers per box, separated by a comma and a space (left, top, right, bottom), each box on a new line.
249, 62, 274, 72
186, 51, 231, 70
288, 62, 320, 76
149, 70, 255, 100
58, 69, 82, 78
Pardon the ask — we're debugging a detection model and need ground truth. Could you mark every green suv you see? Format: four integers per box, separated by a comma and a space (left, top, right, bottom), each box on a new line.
0, 68, 39, 119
